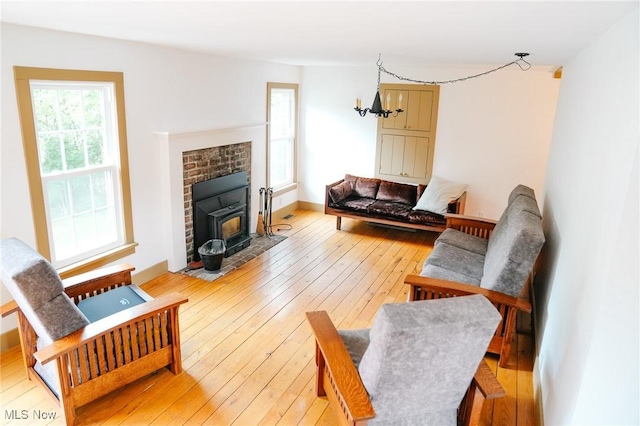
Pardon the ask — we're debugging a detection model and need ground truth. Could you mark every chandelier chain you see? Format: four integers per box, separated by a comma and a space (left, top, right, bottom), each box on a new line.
355, 53, 530, 118
377, 55, 531, 85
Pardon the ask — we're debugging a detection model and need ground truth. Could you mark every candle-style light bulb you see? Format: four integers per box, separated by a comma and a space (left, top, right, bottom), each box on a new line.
398, 93, 403, 109
386, 93, 391, 110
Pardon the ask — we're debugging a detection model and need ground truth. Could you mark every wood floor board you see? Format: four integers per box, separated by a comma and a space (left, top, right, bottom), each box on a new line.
231, 340, 315, 425
282, 373, 330, 426
492, 334, 520, 426
254, 361, 317, 425
0, 210, 534, 426
0, 347, 24, 378
516, 332, 535, 425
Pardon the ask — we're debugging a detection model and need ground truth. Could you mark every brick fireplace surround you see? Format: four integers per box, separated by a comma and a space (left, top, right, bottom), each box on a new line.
183, 143, 251, 262
156, 124, 266, 272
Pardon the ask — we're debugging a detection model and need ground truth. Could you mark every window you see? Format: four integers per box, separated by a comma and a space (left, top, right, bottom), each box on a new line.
14, 67, 135, 277
267, 83, 298, 192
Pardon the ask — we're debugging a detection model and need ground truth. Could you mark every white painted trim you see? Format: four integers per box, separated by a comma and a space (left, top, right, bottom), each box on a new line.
155, 123, 267, 271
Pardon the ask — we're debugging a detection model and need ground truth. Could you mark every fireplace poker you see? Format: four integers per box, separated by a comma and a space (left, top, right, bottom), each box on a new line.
266, 187, 274, 236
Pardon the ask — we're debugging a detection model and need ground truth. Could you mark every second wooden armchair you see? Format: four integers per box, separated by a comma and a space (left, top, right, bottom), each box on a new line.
306, 295, 506, 425
0, 238, 188, 426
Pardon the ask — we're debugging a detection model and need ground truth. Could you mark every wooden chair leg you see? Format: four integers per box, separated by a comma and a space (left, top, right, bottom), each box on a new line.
16, 311, 37, 375
499, 309, 517, 368
56, 358, 76, 426
458, 384, 485, 426
315, 342, 326, 397
336, 217, 342, 230
459, 360, 505, 426
169, 308, 183, 374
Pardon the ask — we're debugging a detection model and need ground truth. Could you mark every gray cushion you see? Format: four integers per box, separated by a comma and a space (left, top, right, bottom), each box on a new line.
435, 228, 488, 256
423, 242, 485, 283
369, 410, 456, 426
0, 238, 89, 343
1, 239, 64, 308
358, 296, 501, 423
420, 263, 481, 286
509, 194, 542, 218
34, 337, 61, 398
508, 184, 537, 204
481, 209, 545, 297
338, 329, 370, 369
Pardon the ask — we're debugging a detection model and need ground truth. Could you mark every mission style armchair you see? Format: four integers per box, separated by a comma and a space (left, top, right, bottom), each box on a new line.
306, 295, 505, 425
406, 184, 545, 367
0, 238, 188, 426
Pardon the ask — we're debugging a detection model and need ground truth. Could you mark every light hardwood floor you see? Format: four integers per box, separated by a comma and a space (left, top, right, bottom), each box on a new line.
0, 209, 534, 425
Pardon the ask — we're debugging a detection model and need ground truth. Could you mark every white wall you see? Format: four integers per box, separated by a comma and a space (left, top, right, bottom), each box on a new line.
535, 7, 639, 424
299, 63, 560, 219
0, 24, 300, 332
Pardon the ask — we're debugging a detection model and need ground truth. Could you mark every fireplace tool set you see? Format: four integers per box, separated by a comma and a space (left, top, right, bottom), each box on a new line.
257, 187, 274, 236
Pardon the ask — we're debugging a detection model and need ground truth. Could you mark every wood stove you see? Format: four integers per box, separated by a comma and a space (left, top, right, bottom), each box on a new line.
192, 171, 251, 260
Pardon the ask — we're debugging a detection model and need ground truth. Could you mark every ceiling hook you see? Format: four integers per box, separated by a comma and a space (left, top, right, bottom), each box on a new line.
514, 52, 532, 71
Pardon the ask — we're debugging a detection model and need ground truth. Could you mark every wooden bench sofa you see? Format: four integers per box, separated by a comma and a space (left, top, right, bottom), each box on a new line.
325, 174, 466, 233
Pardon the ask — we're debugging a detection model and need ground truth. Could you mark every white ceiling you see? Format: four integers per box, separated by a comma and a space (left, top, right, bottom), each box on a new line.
1, 1, 637, 68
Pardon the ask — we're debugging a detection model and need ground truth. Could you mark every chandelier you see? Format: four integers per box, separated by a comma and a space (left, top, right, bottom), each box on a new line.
355, 53, 531, 118
354, 57, 404, 118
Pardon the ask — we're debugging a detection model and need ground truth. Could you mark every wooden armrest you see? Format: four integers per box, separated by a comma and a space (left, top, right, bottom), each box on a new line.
35, 292, 188, 364
306, 311, 375, 422
404, 275, 532, 313
1, 300, 19, 317
473, 359, 505, 399
62, 263, 135, 299
445, 213, 498, 235
444, 213, 497, 224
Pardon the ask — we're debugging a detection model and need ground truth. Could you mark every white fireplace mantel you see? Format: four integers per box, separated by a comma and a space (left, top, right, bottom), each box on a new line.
155, 123, 267, 271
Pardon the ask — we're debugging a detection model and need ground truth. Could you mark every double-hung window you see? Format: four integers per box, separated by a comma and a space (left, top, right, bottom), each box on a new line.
14, 67, 135, 277
267, 83, 298, 192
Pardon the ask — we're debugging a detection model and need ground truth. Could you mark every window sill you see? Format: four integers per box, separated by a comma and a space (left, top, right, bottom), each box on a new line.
272, 182, 298, 197
57, 242, 138, 279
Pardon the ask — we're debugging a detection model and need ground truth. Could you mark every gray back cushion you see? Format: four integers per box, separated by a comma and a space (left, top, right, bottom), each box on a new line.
508, 184, 537, 205
357, 295, 500, 422
0, 238, 89, 343
481, 196, 545, 297
509, 194, 542, 218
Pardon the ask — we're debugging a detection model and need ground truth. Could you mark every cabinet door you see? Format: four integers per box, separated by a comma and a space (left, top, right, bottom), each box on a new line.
404, 136, 429, 179
378, 134, 430, 180
382, 89, 436, 131
406, 90, 435, 131
381, 89, 409, 130
378, 134, 404, 176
